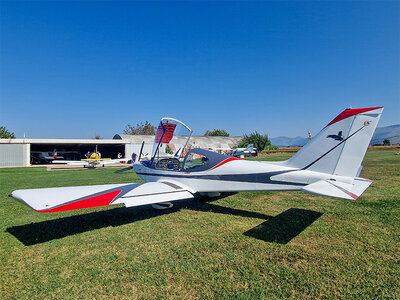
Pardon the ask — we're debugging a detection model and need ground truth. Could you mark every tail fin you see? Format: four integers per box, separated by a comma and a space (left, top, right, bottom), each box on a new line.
174, 147, 183, 158
246, 144, 254, 152
286, 107, 383, 177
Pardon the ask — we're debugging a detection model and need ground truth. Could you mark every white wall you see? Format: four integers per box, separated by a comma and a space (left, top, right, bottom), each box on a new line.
0, 144, 30, 167
125, 143, 153, 160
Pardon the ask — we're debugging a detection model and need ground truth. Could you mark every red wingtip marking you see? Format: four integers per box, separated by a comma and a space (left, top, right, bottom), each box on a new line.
39, 190, 122, 212
211, 157, 241, 170
325, 107, 383, 128
346, 192, 359, 200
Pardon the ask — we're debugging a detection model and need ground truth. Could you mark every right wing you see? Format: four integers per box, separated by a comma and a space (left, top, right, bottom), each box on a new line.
52, 158, 132, 166
98, 158, 132, 165
10, 182, 193, 213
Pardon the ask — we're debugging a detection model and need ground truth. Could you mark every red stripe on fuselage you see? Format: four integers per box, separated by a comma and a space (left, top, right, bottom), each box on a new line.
325, 107, 382, 128
210, 157, 241, 170
38, 190, 122, 212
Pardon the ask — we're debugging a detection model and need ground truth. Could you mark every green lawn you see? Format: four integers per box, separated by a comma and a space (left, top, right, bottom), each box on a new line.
0, 150, 399, 299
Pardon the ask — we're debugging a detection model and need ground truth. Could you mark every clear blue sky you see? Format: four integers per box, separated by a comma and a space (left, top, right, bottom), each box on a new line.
0, 1, 399, 139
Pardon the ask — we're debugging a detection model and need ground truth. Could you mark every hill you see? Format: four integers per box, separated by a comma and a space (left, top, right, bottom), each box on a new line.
370, 124, 400, 145
271, 124, 400, 147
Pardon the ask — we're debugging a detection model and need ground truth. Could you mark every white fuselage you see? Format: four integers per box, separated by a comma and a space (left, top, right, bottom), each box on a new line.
133, 159, 346, 195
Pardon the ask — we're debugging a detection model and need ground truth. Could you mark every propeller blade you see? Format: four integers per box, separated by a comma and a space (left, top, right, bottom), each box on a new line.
114, 166, 133, 174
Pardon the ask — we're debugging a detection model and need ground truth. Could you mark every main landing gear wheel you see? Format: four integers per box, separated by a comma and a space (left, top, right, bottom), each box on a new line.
199, 192, 221, 198
152, 202, 173, 210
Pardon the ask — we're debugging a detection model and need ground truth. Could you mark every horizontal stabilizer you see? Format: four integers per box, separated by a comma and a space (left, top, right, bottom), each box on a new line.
302, 178, 372, 200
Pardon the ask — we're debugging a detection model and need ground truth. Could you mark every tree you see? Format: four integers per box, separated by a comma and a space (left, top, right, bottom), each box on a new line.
383, 139, 391, 146
0, 126, 15, 139
204, 129, 230, 136
165, 144, 173, 154
123, 121, 156, 135
237, 131, 272, 151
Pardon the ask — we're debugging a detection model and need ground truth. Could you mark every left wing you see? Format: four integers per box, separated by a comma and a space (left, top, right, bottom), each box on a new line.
52, 160, 89, 166
10, 182, 193, 212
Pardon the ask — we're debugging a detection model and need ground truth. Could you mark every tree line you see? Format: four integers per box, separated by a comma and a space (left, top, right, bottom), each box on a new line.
123, 123, 276, 150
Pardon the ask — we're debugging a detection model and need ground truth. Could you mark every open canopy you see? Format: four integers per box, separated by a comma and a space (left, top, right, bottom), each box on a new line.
151, 117, 192, 161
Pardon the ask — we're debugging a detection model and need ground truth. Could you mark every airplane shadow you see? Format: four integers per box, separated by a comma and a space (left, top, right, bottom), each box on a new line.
7, 195, 323, 246
243, 208, 323, 244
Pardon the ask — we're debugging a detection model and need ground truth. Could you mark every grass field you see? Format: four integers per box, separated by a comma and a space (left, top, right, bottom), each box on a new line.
0, 149, 399, 299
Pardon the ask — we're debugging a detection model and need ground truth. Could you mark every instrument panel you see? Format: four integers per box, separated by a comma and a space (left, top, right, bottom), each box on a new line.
155, 158, 181, 171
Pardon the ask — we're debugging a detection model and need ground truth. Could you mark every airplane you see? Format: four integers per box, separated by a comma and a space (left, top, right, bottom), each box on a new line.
31, 149, 82, 164
10, 107, 383, 214
52, 152, 131, 168
231, 144, 256, 157
207, 147, 232, 154
31, 150, 64, 164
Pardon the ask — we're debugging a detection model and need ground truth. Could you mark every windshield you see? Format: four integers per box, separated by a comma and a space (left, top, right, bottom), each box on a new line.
151, 117, 192, 162
183, 152, 209, 171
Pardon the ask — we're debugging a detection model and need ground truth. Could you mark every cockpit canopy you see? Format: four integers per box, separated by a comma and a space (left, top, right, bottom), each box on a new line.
151, 117, 192, 161
140, 117, 231, 172
142, 147, 230, 172
181, 148, 230, 172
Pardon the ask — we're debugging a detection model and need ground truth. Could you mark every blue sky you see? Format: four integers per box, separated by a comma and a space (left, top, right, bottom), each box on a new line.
0, 1, 399, 139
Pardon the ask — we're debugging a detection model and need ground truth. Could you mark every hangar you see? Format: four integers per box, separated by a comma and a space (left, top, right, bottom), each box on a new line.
0, 135, 241, 168
0, 138, 126, 167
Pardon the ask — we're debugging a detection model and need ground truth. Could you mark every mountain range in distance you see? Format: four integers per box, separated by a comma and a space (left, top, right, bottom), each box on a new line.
270, 124, 400, 147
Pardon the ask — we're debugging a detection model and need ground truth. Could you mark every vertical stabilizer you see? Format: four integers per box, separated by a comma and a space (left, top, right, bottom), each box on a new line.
286, 107, 383, 177
246, 144, 254, 152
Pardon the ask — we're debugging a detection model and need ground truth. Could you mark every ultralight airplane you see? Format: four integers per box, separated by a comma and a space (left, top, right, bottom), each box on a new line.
231, 144, 256, 158
10, 107, 383, 213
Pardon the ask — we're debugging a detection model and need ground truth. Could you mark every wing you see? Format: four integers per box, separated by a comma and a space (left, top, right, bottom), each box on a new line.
10, 182, 193, 213
99, 158, 131, 165
52, 160, 89, 166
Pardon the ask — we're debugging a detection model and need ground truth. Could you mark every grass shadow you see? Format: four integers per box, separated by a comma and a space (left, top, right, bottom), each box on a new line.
7, 195, 322, 246
244, 208, 323, 244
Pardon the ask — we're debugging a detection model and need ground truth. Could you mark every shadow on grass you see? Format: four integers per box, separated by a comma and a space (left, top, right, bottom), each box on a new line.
7, 195, 322, 246
243, 208, 323, 244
